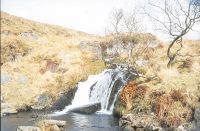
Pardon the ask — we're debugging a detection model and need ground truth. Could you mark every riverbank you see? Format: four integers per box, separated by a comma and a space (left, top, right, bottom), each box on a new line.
1, 111, 120, 131
1, 12, 106, 114
113, 40, 200, 130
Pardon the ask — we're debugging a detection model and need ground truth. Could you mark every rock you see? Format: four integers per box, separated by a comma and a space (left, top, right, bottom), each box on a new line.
51, 87, 77, 110
1, 73, 12, 84
31, 94, 52, 110
79, 41, 102, 59
17, 126, 41, 131
107, 63, 117, 69
51, 125, 60, 131
20, 32, 39, 40
119, 114, 161, 131
107, 79, 123, 110
135, 59, 148, 67
194, 104, 200, 129
39, 120, 66, 131
18, 76, 29, 84
106, 43, 126, 56
70, 102, 101, 114
1, 103, 18, 116
41, 120, 66, 127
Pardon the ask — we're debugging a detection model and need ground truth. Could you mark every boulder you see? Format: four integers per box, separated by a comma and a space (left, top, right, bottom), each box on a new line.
20, 32, 39, 40
17, 126, 41, 131
1, 103, 18, 117
41, 120, 66, 127
39, 119, 66, 131
70, 102, 101, 114
51, 87, 77, 110
119, 114, 161, 131
31, 94, 52, 110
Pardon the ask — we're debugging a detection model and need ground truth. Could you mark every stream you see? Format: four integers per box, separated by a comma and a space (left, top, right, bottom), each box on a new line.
1, 111, 120, 131
1, 65, 138, 131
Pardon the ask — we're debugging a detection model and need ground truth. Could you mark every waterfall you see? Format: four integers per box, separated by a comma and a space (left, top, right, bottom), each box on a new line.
53, 65, 138, 115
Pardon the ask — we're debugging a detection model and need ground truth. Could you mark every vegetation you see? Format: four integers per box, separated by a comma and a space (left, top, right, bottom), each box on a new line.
1, 8, 200, 129
113, 39, 200, 128
146, 0, 200, 67
1, 12, 105, 110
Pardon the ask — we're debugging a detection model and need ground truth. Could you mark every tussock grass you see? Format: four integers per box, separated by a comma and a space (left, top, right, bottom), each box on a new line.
1, 11, 105, 110
114, 39, 200, 128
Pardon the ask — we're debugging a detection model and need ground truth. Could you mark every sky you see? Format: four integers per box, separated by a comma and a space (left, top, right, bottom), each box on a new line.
1, 0, 200, 40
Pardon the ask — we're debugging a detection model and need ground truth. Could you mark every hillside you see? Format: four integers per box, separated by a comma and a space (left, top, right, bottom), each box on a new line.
1, 11, 200, 130
113, 38, 200, 129
1, 12, 105, 111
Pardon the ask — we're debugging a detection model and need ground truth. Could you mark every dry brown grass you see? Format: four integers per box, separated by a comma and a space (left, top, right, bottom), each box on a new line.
1, 11, 105, 110
114, 39, 200, 127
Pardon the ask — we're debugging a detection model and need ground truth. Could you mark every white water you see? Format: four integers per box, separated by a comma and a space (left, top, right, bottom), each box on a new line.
53, 65, 137, 115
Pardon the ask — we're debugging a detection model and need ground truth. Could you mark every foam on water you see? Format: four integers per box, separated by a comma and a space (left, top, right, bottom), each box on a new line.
53, 65, 137, 115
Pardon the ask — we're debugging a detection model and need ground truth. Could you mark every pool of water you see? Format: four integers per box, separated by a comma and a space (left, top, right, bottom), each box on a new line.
1, 111, 121, 131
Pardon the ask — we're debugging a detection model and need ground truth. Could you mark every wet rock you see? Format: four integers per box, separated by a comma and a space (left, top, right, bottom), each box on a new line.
107, 79, 123, 110
31, 94, 52, 110
119, 114, 161, 131
41, 120, 66, 126
17, 126, 41, 131
104, 58, 114, 65
107, 63, 117, 69
1, 103, 18, 117
39, 120, 66, 131
70, 102, 101, 114
51, 87, 77, 110
50, 125, 60, 131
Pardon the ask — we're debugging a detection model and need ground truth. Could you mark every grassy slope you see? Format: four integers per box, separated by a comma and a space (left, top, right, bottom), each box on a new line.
1, 12, 105, 109
114, 39, 200, 128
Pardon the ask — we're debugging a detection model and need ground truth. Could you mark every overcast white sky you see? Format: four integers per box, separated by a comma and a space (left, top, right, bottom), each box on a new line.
1, 0, 200, 40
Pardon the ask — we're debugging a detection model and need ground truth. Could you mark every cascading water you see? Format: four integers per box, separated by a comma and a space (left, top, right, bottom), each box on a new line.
53, 65, 138, 115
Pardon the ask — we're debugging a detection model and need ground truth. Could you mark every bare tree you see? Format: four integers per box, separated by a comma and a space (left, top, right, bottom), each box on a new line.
122, 11, 142, 35
108, 9, 124, 35
106, 9, 143, 65
146, 0, 200, 67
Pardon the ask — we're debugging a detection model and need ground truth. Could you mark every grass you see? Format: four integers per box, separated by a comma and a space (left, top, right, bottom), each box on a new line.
113, 39, 200, 128
1, 11, 105, 110
1, 11, 200, 129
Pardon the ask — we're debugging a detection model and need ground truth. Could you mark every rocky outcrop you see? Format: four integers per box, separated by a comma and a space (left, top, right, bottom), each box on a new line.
119, 114, 161, 131
79, 41, 102, 59
31, 94, 53, 110
20, 32, 39, 40
51, 87, 78, 110
70, 102, 101, 114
